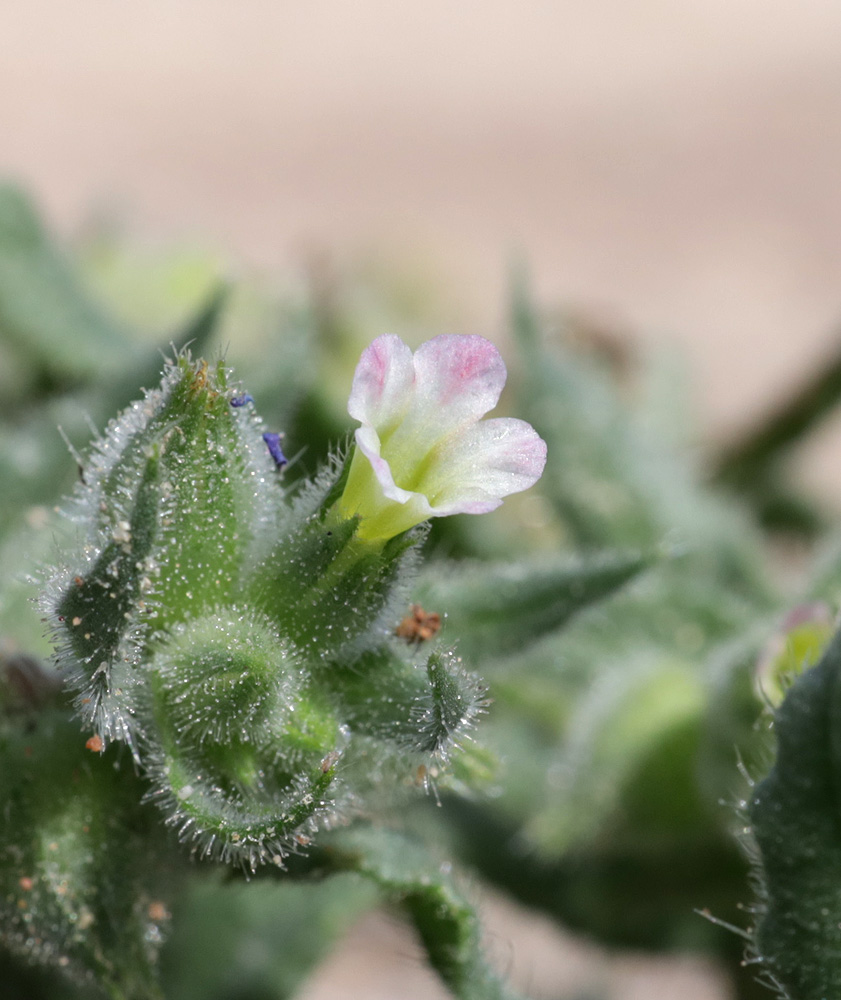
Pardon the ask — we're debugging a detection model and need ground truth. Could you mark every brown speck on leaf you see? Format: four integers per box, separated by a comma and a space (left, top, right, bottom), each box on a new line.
85, 734, 104, 753
147, 901, 170, 922
320, 750, 340, 773
396, 604, 441, 643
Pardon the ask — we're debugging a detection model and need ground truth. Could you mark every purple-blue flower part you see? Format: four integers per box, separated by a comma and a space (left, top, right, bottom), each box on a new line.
230, 394, 254, 407
263, 432, 288, 468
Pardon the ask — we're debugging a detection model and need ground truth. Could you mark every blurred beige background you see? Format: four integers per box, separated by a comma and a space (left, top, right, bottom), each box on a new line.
4, 2, 841, 995
5, 2, 841, 443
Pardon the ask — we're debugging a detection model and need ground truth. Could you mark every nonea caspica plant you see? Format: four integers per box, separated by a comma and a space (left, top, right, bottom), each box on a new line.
44, 335, 546, 871
20, 183, 841, 1000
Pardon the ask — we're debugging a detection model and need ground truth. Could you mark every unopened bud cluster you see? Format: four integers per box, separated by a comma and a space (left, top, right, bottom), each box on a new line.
45, 342, 545, 870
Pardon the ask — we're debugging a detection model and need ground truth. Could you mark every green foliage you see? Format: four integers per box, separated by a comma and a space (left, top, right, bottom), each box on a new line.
321, 827, 520, 1000
415, 550, 654, 662
0, 185, 133, 384
6, 186, 841, 999
748, 627, 841, 998
44, 355, 483, 874
0, 688, 177, 1000
159, 873, 377, 1000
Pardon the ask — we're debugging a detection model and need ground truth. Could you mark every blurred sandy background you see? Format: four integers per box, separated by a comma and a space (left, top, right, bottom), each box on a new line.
4, 2, 841, 996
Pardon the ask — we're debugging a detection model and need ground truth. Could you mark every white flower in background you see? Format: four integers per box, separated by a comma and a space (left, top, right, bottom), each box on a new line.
337, 333, 547, 542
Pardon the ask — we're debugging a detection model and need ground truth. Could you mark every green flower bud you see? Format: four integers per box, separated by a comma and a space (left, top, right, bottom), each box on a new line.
47, 354, 279, 750
144, 610, 346, 869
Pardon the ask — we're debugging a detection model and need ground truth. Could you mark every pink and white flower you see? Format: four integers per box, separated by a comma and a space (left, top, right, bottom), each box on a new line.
337, 334, 547, 541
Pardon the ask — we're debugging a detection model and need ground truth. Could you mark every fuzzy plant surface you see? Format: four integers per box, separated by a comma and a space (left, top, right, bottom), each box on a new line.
44, 331, 545, 867
10, 184, 841, 999
746, 614, 841, 999
7, 260, 552, 999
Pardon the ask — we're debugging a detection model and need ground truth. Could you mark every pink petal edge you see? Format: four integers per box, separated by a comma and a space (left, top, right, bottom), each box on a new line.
412, 333, 507, 417
347, 334, 415, 425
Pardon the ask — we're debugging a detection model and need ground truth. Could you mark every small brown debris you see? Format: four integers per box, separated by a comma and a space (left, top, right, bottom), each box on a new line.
85, 734, 104, 753
320, 750, 340, 773
147, 901, 169, 922
18, 876, 33, 891
396, 604, 441, 643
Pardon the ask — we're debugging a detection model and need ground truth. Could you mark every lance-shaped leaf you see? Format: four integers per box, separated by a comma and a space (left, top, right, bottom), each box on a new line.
414, 550, 653, 662
748, 625, 841, 998
509, 276, 769, 606
0, 184, 134, 382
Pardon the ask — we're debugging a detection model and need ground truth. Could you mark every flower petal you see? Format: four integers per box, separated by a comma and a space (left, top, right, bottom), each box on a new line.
354, 426, 415, 506
402, 334, 507, 442
347, 334, 415, 434
338, 332, 547, 542
422, 418, 548, 515
339, 426, 435, 540
379, 335, 511, 488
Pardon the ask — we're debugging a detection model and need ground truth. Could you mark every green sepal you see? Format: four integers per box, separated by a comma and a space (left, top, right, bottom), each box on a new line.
422, 651, 485, 754
58, 451, 160, 664
254, 503, 423, 655
321, 645, 485, 757
147, 357, 266, 628
56, 451, 161, 740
